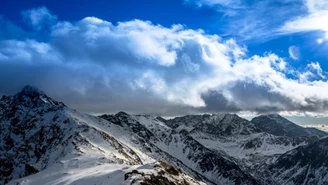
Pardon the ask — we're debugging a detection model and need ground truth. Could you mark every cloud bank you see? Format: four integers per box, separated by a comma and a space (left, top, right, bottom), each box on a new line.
0, 7, 328, 116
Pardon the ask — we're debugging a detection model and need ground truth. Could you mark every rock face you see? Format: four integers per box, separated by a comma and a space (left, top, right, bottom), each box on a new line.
268, 137, 328, 185
0, 86, 69, 184
1, 86, 328, 185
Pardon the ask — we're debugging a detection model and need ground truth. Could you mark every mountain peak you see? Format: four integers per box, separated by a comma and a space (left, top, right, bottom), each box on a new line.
115, 111, 130, 117
10, 85, 66, 108
260, 113, 282, 118
19, 85, 46, 97
256, 114, 291, 124
266, 113, 281, 117
251, 114, 327, 137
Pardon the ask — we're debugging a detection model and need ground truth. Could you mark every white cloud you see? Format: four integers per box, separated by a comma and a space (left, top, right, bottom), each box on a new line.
280, 11, 328, 33
21, 6, 57, 30
306, 0, 328, 13
298, 62, 326, 83
1, 14, 328, 116
307, 62, 325, 79
280, 0, 328, 35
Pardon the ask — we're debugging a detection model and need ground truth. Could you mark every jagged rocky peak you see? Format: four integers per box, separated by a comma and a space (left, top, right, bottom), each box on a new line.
0, 86, 72, 184
0, 85, 43, 101
0, 86, 63, 121
11, 85, 65, 108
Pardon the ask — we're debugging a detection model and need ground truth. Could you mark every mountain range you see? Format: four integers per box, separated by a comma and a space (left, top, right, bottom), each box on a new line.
1, 86, 327, 185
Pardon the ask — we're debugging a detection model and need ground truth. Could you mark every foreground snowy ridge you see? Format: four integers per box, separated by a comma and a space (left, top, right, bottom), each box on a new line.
1, 86, 328, 185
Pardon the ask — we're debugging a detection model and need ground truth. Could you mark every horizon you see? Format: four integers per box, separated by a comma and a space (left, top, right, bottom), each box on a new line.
1, 0, 328, 129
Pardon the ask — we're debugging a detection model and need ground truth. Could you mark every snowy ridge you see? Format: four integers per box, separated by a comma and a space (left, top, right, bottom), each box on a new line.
1, 86, 328, 185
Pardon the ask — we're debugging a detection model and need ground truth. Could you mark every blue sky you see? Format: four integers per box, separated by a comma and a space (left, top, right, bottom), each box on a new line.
1, 0, 328, 128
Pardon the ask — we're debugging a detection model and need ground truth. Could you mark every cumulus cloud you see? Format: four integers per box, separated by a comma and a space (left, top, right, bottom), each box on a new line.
1, 9, 328, 116
21, 6, 57, 30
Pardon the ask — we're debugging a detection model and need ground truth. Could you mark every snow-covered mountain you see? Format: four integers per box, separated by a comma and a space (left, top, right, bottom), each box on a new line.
1, 86, 328, 185
101, 113, 261, 185
0, 86, 206, 185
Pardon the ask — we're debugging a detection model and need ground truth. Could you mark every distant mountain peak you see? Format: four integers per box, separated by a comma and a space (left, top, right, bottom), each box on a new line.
251, 114, 327, 137
257, 114, 293, 124
259, 113, 283, 118
115, 111, 130, 117
265, 113, 281, 117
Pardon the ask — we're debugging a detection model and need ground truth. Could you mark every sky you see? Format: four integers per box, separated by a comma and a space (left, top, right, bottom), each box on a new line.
0, 0, 328, 128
